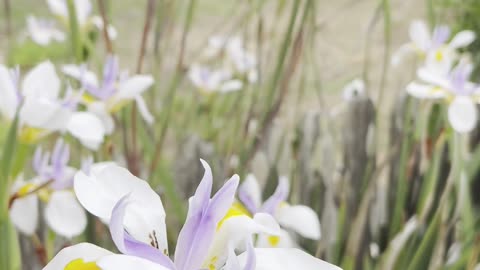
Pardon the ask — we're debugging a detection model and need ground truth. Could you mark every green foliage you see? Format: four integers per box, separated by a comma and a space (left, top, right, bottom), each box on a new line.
7, 40, 69, 67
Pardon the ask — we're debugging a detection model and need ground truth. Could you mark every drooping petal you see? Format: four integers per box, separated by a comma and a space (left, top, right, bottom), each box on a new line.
175, 169, 239, 270
448, 96, 478, 133
409, 20, 431, 51
275, 204, 321, 240
135, 96, 154, 125
449, 30, 476, 49
43, 243, 113, 270
98, 254, 172, 270
44, 190, 87, 238
237, 248, 342, 270
238, 174, 262, 213
109, 195, 174, 269
66, 112, 105, 150
115, 75, 154, 100
9, 192, 38, 235
261, 176, 290, 215
74, 164, 168, 252
406, 82, 446, 99
22, 61, 60, 99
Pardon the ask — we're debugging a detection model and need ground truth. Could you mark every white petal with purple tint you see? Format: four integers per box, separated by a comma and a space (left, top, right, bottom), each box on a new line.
449, 30, 476, 49
74, 164, 168, 252
238, 174, 262, 213
448, 96, 478, 133
409, 20, 431, 51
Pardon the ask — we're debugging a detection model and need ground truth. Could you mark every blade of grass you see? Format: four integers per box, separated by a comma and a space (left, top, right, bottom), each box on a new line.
66, 0, 82, 63
0, 114, 20, 270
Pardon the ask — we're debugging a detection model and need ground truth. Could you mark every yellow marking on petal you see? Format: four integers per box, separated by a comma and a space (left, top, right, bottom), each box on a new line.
17, 183, 36, 196
19, 127, 45, 144
217, 202, 251, 230
109, 100, 129, 113
435, 50, 444, 62
38, 189, 51, 203
208, 256, 218, 270
64, 259, 100, 270
82, 93, 97, 104
279, 201, 289, 208
268, 235, 280, 247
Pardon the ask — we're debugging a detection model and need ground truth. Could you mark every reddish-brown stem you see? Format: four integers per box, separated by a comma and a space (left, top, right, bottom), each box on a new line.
32, 234, 47, 266
97, 0, 113, 53
128, 0, 156, 176
8, 180, 53, 209
3, 0, 11, 37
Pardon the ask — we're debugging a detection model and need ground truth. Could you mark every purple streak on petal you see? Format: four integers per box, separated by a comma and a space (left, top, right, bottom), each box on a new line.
186, 159, 213, 219
243, 240, 256, 270
110, 195, 175, 270
9, 66, 22, 105
260, 177, 289, 215
431, 25, 450, 49
450, 64, 473, 95
34, 149, 50, 180
78, 64, 104, 100
32, 147, 43, 174
81, 156, 94, 175
101, 55, 119, 98
174, 162, 239, 270
207, 175, 240, 222
61, 86, 80, 109
238, 187, 258, 214
49, 139, 72, 189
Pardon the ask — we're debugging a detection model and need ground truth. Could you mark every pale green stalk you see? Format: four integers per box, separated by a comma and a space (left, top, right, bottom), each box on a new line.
66, 0, 82, 63
0, 114, 20, 270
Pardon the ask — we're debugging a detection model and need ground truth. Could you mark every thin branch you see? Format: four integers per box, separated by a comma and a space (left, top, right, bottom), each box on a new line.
3, 0, 11, 38
128, 0, 156, 176
97, 0, 113, 53
8, 180, 53, 210
149, 0, 196, 176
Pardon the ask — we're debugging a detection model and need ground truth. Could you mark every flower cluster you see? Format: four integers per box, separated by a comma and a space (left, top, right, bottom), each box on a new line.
0, 56, 154, 150
26, 0, 116, 46
395, 19, 480, 133
40, 159, 339, 270
188, 36, 258, 94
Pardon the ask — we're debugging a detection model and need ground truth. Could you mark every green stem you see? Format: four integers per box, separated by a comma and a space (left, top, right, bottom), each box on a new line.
66, 0, 82, 63
0, 114, 20, 270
